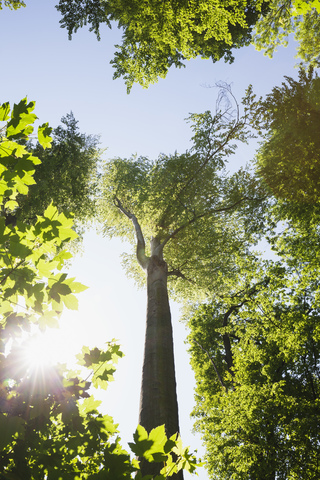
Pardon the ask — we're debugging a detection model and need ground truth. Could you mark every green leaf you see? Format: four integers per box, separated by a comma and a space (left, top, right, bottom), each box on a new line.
58, 225, 78, 242
63, 293, 79, 310
6, 98, 37, 138
4, 199, 18, 211
54, 249, 73, 270
67, 280, 88, 294
78, 396, 102, 415
8, 239, 32, 257
38, 122, 53, 149
0, 101, 10, 121
129, 425, 153, 458
36, 258, 59, 277
129, 425, 168, 463
43, 203, 58, 220
50, 282, 72, 301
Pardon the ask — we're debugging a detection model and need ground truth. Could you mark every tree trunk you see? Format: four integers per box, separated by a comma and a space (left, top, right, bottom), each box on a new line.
139, 254, 183, 479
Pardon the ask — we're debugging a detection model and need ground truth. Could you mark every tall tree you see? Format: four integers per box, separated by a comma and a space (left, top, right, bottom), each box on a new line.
56, 0, 269, 92
0, 98, 199, 480
99, 94, 266, 477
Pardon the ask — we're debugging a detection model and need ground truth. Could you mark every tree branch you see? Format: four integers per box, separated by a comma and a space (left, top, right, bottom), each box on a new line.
114, 197, 149, 270
157, 100, 245, 231
161, 196, 248, 249
176, 115, 244, 202
167, 267, 195, 284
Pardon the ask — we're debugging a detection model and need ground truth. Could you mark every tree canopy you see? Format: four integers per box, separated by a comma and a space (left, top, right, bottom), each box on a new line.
99, 93, 267, 298
56, 0, 269, 92
249, 68, 320, 205
55, 0, 320, 91
247, 67, 320, 249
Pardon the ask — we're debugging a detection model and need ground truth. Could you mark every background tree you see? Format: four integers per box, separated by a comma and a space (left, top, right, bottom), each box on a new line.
15, 112, 102, 235
187, 70, 320, 479
0, 99, 199, 479
56, 0, 269, 92
188, 237, 320, 479
249, 67, 320, 205
99, 92, 267, 477
249, 67, 320, 254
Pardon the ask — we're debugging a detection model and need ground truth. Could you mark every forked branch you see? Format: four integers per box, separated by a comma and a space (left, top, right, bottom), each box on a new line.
114, 197, 149, 270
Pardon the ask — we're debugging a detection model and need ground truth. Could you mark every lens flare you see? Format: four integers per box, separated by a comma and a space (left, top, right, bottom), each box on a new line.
15, 333, 59, 379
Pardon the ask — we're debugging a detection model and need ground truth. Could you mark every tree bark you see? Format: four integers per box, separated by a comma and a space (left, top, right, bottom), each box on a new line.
139, 253, 183, 479
114, 203, 184, 477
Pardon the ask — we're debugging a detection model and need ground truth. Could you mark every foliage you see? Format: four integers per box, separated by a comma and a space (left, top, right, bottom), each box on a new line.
188, 233, 320, 479
99, 91, 267, 298
187, 72, 320, 479
16, 112, 102, 235
130, 424, 199, 479
253, 0, 320, 67
0, 99, 200, 479
0, 0, 24, 9
56, 0, 269, 92
247, 68, 320, 223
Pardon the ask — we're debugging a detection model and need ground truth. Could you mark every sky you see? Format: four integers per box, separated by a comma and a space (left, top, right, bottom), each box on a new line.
0, 2, 301, 478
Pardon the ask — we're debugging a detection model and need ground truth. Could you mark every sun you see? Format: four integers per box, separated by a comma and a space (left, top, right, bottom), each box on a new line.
18, 316, 86, 374
3, 331, 65, 390
7, 310, 95, 383
22, 334, 57, 372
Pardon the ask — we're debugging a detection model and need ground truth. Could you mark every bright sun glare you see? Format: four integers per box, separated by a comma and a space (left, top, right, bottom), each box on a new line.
22, 334, 57, 372
19, 317, 85, 375
5, 313, 93, 383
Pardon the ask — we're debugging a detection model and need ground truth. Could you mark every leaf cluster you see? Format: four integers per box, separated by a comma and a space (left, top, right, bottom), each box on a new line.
0, 0, 24, 9
253, 0, 320, 67
187, 134, 320, 479
56, 0, 270, 91
76, 342, 124, 389
130, 424, 200, 479
189, 242, 320, 478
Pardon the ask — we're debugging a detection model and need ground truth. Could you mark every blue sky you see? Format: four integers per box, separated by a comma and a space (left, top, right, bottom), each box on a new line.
1, 2, 301, 478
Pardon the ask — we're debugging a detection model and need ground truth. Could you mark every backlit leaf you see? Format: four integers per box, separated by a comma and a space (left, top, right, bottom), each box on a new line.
38, 122, 53, 149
